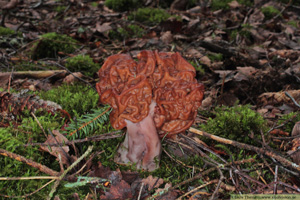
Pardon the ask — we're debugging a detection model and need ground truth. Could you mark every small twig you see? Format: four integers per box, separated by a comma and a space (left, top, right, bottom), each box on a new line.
271, 134, 300, 140
163, 148, 203, 171
285, 92, 300, 108
268, 114, 297, 135
180, 134, 228, 164
31, 112, 47, 138
189, 127, 300, 173
274, 165, 278, 194
264, 0, 292, 24
210, 168, 224, 200
48, 129, 71, 165
47, 146, 93, 200
0, 148, 59, 176
73, 151, 104, 176
48, 61, 95, 91
137, 182, 144, 200
22, 131, 122, 147
0, 176, 58, 180
7, 70, 12, 93
149, 158, 255, 200
177, 179, 218, 200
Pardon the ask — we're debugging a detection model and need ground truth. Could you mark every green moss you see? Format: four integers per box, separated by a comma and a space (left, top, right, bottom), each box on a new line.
158, 0, 198, 9
32, 32, 78, 60
90, 1, 98, 7
65, 55, 99, 77
207, 53, 223, 62
0, 26, 15, 36
128, 8, 173, 25
109, 24, 145, 40
286, 20, 299, 28
276, 112, 300, 133
11, 61, 59, 71
189, 60, 205, 75
228, 23, 252, 41
261, 6, 281, 20
105, 0, 141, 12
55, 5, 66, 12
200, 105, 267, 146
0, 115, 91, 198
211, 0, 253, 10
0, 113, 63, 198
38, 84, 99, 118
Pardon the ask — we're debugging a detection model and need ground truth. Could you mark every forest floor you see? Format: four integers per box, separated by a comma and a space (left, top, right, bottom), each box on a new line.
0, 0, 300, 199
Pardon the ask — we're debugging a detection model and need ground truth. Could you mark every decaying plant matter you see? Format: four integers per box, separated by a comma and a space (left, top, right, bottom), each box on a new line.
0, 91, 69, 122
96, 50, 204, 171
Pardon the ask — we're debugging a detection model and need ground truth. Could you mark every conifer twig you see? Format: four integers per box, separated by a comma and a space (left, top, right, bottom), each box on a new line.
69, 106, 111, 136
189, 127, 300, 172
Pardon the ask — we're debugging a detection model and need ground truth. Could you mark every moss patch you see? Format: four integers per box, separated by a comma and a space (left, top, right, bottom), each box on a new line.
38, 84, 99, 118
109, 24, 145, 40
128, 8, 173, 25
32, 32, 79, 60
65, 55, 99, 77
261, 6, 281, 20
200, 105, 267, 146
211, 0, 253, 10
0, 27, 15, 36
105, 0, 142, 12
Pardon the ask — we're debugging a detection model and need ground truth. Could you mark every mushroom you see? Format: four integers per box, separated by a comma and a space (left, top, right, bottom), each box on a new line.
96, 50, 204, 171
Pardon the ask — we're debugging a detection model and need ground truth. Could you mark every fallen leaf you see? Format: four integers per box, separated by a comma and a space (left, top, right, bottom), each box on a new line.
160, 31, 173, 44
100, 180, 132, 200
292, 122, 300, 137
234, 66, 258, 82
2, 0, 18, 10
142, 175, 164, 189
228, 0, 240, 9
199, 56, 211, 67
40, 130, 74, 166
63, 72, 83, 84
186, 48, 203, 58
96, 22, 112, 34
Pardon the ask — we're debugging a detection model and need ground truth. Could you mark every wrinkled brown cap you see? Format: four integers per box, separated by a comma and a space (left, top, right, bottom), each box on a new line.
96, 50, 204, 137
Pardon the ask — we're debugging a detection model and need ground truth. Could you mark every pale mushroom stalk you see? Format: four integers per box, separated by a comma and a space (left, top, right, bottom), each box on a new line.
114, 101, 161, 171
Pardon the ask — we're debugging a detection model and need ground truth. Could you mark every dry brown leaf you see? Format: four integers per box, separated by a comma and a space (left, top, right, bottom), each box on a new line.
199, 56, 211, 67
2, 0, 18, 10
0, 73, 10, 87
100, 180, 132, 200
186, 48, 203, 58
96, 22, 112, 34
292, 122, 300, 136
40, 130, 72, 166
234, 66, 258, 82
228, 0, 240, 9
248, 8, 264, 24
63, 72, 83, 84
142, 175, 164, 189
258, 90, 300, 106
160, 31, 173, 44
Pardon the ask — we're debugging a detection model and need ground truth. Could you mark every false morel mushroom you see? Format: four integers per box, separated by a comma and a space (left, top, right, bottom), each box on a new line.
96, 50, 204, 171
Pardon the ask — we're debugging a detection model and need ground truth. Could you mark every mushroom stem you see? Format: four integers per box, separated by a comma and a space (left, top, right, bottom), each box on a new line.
114, 101, 161, 171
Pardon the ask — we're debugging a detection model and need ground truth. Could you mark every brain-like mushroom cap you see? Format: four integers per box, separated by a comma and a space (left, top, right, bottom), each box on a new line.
96, 50, 204, 137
